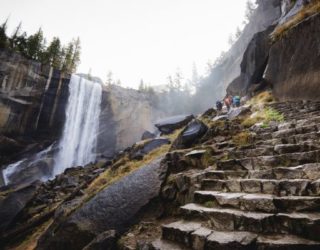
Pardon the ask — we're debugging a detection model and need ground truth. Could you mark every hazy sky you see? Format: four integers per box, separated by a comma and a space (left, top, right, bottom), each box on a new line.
0, 0, 247, 88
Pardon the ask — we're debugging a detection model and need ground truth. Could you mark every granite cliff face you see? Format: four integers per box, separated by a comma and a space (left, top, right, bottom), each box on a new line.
226, 0, 320, 101
98, 85, 164, 157
265, 12, 320, 101
0, 48, 70, 138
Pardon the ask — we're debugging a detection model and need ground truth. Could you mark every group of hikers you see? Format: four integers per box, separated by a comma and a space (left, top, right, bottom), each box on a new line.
216, 95, 241, 112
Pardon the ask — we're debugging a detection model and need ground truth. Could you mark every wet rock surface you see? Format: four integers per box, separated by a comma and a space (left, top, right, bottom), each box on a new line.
37, 157, 167, 250
155, 115, 194, 134
131, 138, 170, 160
227, 25, 276, 96
141, 130, 156, 140
0, 181, 40, 232
83, 230, 117, 250
265, 13, 320, 101
172, 119, 208, 149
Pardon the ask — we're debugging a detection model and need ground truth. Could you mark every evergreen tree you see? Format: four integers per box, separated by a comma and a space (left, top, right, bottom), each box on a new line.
46, 37, 62, 69
14, 32, 28, 55
61, 42, 74, 73
106, 71, 113, 86
10, 22, 22, 50
139, 79, 145, 91
174, 69, 183, 90
70, 37, 81, 73
166, 75, 175, 92
26, 28, 45, 60
0, 19, 8, 48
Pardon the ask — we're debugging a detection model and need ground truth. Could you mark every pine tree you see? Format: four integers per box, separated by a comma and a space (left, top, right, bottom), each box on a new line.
174, 69, 183, 90
106, 71, 113, 86
61, 42, 74, 73
10, 22, 22, 50
166, 75, 175, 92
46, 37, 62, 69
70, 37, 81, 73
0, 19, 8, 48
26, 28, 45, 60
139, 79, 145, 91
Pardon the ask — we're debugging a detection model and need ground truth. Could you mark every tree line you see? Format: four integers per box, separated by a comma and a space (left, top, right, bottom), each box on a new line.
0, 19, 81, 73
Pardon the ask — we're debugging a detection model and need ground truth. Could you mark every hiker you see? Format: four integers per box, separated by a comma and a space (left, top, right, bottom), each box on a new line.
224, 96, 232, 111
216, 100, 223, 111
233, 95, 241, 107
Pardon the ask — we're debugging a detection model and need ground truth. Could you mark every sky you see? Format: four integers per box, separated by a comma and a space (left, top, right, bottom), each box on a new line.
0, 0, 248, 89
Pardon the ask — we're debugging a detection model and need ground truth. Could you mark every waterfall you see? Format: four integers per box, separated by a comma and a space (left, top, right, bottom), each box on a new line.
53, 74, 102, 176
1, 74, 102, 186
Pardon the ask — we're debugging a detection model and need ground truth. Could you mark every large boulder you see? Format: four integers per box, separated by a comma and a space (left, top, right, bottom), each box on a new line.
0, 181, 40, 233
228, 106, 251, 120
172, 119, 208, 149
155, 115, 194, 134
141, 130, 156, 140
37, 157, 167, 250
227, 25, 275, 96
83, 230, 117, 250
131, 138, 170, 160
265, 13, 320, 101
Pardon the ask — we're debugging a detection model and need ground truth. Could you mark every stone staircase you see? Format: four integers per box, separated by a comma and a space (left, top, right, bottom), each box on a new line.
155, 102, 320, 249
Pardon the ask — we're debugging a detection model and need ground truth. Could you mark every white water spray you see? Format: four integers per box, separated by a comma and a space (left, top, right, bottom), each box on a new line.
53, 75, 102, 176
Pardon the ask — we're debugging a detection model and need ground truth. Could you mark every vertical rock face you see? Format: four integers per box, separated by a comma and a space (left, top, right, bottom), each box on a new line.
98, 85, 165, 156
227, 25, 276, 96
0, 49, 70, 138
265, 13, 320, 101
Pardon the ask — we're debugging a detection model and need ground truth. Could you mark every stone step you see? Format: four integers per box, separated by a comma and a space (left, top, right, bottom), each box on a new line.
162, 220, 320, 250
180, 203, 320, 241
151, 238, 189, 250
204, 170, 248, 180
272, 125, 318, 139
257, 234, 320, 250
194, 191, 320, 212
230, 144, 318, 159
206, 163, 320, 181
229, 146, 275, 158
201, 178, 311, 196
217, 150, 320, 171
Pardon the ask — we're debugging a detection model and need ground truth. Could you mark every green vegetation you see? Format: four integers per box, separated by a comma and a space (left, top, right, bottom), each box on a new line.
233, 131, 255, 146
0, 19, 81, 73
204, 201, 215, 208
271, 0, 320, 42
242, 107, 284, 128
248, 91, 274, 105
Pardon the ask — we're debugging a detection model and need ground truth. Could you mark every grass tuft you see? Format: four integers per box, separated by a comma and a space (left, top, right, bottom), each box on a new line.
241, 107, 284, 128
233, 131, 255, 146
271, 1, 320, 42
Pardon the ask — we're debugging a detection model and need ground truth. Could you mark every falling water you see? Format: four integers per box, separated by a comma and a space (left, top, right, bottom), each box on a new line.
53, 74, 102, 176
1, 75, 102, 186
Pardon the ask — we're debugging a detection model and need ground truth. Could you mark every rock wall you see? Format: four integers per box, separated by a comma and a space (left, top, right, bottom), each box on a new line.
98, 85, 165, 156
0, 49, 70, 138
265, 13, 320, 101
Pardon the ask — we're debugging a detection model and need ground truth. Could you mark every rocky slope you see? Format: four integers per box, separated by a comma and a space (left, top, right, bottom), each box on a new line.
3, 97, 320, 249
